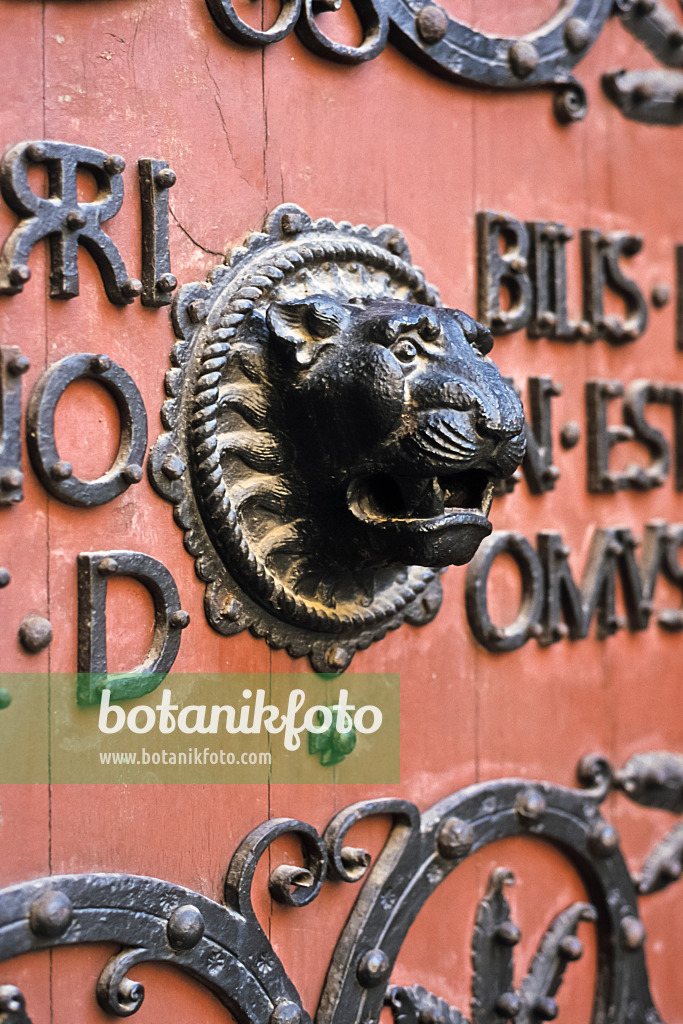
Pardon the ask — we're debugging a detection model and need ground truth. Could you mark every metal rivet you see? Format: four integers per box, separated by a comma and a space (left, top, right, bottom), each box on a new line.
0, 689, 12, 710
0, 568, 10, 588
122, 464, 143, 484
50, 460, 73, 480
534, 996, 559, 1021
162, 454, 186, 480
495, 993, 521, 1018
169, 610, 190, 629
18, 615, 53, 654
104, 154, 126, 175
187, 299, 207, 323
516, 788, 546, 824
620, 915, 646, 950
90, 354, 112, 374
122, 277, 143, 299
559, 935, 584, 961
651, 283, 670, 308
322, 645, 352, 673
510, 257, 527, 274
281, 212, 306, 235
437, 816, 474, 859
29, 890, 73, 937
495, 921, 521, 946
26, 143, 47, 163
155, 168, 177, 189
0, 988, 23, 1014
509, 40, 538, 78
65, 210, 87, 231
633, 81, 656, 103
8, 265, 30, 287
157, 273, 177, 294
7, 354, 30, 376
589, 821, 619, 858
98, 557, 119, 576
564, 17, 590, 52
270, 1001, 302, 1024
538, 312, 556, 330
167, 904, 205, 950
357, 948, 391, 988
560, 421, 581, 449
0, 469, 23, 492
415, 4, 449, 44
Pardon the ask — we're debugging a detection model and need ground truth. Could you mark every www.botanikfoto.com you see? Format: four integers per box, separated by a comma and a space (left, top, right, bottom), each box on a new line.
99, 748, 273, 766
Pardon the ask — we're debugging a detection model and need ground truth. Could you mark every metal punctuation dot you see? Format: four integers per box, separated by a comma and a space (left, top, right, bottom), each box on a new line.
0, 568, 10, 588
357, 948, 391, 987
29, 890, 73, 937
516, 788, 546, 823
50, 460, 73, 480
0, 689, 11, 710
270, 1001, 302, 1024
18, 615, 53, 654
560, 421, 581, 449
167, 904, 205, 949
620, 915, 646, 950
169, 610, 190, 629
651, 283, 670, 308
122, 463, 143, 484
415, 4, 449, 44
437, 816, 474, 859
27, 143, 46, 162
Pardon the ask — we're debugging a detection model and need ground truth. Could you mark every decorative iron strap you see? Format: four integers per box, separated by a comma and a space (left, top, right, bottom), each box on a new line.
0, 753, 681, 1024
202, 0, 683, 125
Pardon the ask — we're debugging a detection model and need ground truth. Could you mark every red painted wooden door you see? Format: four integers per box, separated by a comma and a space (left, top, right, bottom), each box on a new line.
0, 2, 681, 1024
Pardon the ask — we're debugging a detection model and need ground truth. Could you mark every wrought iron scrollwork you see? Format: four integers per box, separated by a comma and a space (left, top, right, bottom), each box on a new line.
202, 0, 683, 125
0, 753, 680, 1024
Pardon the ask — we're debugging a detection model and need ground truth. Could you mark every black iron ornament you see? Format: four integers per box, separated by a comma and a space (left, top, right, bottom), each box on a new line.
201, 0, 683, 125
149, 204, 525, 674
0, 141, 141, 303
0, 347, 29, 507
0, 753, 679, 1024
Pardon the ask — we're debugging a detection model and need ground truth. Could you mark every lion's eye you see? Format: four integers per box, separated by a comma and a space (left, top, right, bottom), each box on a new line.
392, 339, 417, 363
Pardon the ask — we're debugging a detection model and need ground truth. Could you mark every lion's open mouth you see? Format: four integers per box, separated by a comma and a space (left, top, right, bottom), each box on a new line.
348, 469, 494, 528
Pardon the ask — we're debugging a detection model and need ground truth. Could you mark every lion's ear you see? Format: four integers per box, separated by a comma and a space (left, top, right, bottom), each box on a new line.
266, 296, 350, 367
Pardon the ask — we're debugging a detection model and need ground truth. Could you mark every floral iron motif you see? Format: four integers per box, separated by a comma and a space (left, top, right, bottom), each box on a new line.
149, 204, 525, 674
0, 753, 681, 1024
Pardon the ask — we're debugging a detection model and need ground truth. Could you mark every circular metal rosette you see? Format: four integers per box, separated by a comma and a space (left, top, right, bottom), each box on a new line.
150, 204, 524, 673
388, 0, 614, 121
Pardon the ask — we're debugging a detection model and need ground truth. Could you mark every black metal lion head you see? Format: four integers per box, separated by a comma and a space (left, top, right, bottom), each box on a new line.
150, 205, 525, 673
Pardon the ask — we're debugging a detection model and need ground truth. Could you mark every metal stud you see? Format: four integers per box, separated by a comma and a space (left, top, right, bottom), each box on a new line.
167, 905, 205, 950
18, 615, 53, 654
29, 890, 73, 937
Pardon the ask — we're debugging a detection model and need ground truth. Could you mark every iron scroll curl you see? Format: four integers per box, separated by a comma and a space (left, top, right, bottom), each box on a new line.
0, 757, 678, 1024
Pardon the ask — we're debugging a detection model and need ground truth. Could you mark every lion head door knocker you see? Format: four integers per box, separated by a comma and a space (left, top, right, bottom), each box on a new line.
150, 205, 525, 672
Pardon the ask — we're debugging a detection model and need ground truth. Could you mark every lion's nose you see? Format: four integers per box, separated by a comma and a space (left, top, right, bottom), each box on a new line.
472, 388, 524, 441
